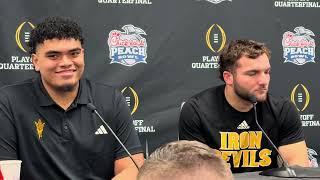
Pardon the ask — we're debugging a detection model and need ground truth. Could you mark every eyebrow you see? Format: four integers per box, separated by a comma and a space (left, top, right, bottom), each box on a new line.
246, 67, 271, 73
45, 48, 82, 54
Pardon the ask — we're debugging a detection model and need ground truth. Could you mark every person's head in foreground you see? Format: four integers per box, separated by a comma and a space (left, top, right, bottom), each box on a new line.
137, 140, 233, 180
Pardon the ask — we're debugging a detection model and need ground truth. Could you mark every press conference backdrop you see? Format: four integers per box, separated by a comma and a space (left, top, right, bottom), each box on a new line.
0, 0, 319, 164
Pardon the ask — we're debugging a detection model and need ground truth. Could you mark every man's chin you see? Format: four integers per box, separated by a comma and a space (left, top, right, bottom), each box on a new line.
56, 84, 77, 92
256, 94, 267, 102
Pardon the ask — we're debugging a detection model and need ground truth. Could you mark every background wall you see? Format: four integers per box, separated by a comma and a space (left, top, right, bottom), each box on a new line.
0, 0, 319, 165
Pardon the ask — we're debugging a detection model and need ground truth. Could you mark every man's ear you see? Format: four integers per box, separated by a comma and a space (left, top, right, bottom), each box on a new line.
223, 71, 233, 85
31, 54, 40, 71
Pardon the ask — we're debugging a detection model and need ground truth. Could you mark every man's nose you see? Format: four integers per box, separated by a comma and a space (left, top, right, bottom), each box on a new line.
60, 55, 73, 67
258, 73, 269, 85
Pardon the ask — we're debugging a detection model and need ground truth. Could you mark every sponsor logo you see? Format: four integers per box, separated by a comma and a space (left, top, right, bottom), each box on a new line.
95, 125, 108, 135
34, 119, 45, 139
133, 119, 156, 133
237, 120, 250, 130
206, 24, 227, 53
108, 24, 147, 66
192, 24, 227, 69
15, 21, 35, 53
0, 21, 35, 70
0, 56, 34, 70
308, 148, 318, 167
198, 0, 232, 4
122, 87, 139, 115
282, 26, 315, 65
180, 102, 186, 110
290, 84, 310, 112
121, 87, 156, 133
290, 84, 320, 127
274, 0, 320, 8
97, 0, 152, 5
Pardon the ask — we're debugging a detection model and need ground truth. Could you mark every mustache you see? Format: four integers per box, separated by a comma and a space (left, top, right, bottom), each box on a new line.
257, 85, 268, 90
257, 88, 268, 91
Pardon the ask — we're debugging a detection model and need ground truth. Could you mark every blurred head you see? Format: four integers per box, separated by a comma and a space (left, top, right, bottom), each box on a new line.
137, 140, 233, 180
219, 40, 271, 102
28, 16, 85, 92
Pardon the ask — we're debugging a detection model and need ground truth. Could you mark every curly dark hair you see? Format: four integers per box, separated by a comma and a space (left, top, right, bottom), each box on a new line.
28, 16, 84, 55
219, 40, 271, 82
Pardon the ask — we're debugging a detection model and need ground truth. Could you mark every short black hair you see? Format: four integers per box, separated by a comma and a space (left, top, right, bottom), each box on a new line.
28, 16, 84, 55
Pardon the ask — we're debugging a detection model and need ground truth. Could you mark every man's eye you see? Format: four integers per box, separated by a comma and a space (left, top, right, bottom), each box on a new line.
70, 51, 80, 57
47, 54, 59, 59
248, 72, 256, 76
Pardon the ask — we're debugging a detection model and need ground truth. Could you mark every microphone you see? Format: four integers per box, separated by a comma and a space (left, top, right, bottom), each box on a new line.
248, 95, 297, 177
87, 103, 140, 170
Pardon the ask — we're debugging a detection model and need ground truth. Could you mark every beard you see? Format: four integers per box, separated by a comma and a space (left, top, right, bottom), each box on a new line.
234, 81, 268, 103
52, 82, 78, 92
56, 84, 76, 92
41, 75, 80, 94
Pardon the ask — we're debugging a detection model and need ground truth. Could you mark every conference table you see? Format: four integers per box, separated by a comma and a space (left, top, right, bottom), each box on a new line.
234, 171, 319, 180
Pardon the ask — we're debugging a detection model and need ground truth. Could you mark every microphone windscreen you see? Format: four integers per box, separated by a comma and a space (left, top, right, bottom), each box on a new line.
87, 103, 97, 111
248, 95, 257, 103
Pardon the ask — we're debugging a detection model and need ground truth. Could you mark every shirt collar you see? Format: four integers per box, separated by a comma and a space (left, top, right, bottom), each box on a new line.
222, 87, 259, 114
33, 75, 90, 107
76, 77, 90, 105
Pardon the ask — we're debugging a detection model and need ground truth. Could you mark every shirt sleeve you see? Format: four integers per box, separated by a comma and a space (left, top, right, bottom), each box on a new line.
0, 90, 18, 160
179, 99, 206, 144
278, 99, 305, 146
112, 89, 142, 160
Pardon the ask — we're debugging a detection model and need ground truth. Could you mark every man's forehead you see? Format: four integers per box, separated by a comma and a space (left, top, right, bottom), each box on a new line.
42, 38, 81, 45
236, 54, 270, 69
35, 38, 82, 53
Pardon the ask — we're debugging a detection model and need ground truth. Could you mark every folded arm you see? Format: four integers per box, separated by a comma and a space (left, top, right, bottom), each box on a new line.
279, 141, 310, 167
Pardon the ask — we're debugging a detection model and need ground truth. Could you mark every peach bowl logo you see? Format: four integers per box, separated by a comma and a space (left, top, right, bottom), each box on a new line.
282, 26, 315, 65
108, 25, 147, 66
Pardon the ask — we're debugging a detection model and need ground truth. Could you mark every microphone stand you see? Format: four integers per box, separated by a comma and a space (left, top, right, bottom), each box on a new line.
87, 103, 140, 170
251, 101, 296, 177
250, 98, 320, 178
